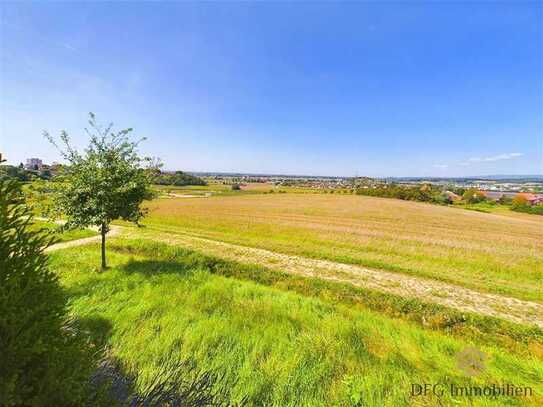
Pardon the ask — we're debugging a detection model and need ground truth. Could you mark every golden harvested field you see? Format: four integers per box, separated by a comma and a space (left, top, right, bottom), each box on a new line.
139, 194, 543, 303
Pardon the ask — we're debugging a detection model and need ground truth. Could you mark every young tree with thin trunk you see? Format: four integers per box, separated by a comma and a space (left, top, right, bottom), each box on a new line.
45, 113, 156, 269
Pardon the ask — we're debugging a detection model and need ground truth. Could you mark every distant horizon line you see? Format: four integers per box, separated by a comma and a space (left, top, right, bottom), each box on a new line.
178, 170, 543, 181
3, 159, 541, 181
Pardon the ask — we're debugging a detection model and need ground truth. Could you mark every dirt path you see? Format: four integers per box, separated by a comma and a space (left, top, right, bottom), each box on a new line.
47, 225, 543, 328
45, 225, 122, 252
138, 231, 543, 328
167, 193, 211, 198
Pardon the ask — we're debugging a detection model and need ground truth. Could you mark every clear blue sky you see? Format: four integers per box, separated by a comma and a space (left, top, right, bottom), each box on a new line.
1, 1, 542, 177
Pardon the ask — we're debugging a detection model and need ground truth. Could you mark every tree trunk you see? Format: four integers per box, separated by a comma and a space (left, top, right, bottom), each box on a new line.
100, 223, 107, 270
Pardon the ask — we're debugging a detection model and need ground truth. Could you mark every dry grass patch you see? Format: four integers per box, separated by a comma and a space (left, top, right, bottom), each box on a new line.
138, 194, 543, 302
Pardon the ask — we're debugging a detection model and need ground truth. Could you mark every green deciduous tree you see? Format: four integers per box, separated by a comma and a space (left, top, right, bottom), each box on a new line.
45, 113, 157, 269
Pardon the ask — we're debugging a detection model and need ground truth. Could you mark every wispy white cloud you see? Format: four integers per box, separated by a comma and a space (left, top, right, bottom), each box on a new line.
466, 152, 523, 163
61, 43, 77, 52
432, 152, 524, 172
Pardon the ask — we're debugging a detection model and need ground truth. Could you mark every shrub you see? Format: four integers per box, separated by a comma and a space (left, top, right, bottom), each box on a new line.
531, 204, 543, 215
497, 195, 513, 205
355, 183, 451, 205
432, 193, 450, 205
231, 183, 241, 191
511, 195, 529, 210
462, 188, 486, 204
0, 179, 93, 405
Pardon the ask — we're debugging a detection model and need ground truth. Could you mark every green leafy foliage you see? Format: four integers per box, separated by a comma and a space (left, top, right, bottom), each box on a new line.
355, 183, 448, 204
0, 179, 93, 405
0, 164, 54, 182
153, 170, 207, 186
0, 164, 33, 182
45, 113, 156, 268
462, 188, 487, 204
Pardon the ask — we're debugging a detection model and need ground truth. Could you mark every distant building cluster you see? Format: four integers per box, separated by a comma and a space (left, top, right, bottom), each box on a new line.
25, 158, 44, 170
21, 158, 63, 172
480, 191, 543, 205
517, 193, 543, 205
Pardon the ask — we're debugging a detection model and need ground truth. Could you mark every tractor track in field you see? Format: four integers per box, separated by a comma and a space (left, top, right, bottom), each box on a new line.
47, 225, 543, 329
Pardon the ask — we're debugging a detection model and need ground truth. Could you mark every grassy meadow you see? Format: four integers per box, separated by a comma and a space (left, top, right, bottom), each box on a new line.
135, 193, 543, 303
51, 240, 543, 406
41, 190, 543, 405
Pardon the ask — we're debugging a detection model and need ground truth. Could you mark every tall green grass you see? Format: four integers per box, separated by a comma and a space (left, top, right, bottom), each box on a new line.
50, 241, 542, 406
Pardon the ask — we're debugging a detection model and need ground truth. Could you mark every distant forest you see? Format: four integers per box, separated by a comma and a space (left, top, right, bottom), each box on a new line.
0, 165, 207, 187
153, 171, 207, 186
0, 164, 52, 181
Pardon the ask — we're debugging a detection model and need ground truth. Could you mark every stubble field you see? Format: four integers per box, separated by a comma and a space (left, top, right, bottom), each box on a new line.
137, 193, 543, 303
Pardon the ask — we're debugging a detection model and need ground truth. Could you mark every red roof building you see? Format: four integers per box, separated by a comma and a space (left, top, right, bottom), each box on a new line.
516, 193, 543, 205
